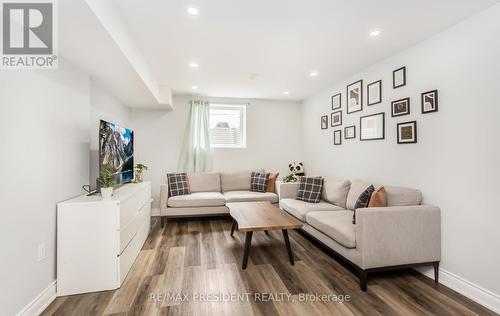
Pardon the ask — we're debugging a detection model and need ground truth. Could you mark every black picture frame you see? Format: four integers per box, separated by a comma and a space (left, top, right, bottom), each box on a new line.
391, 97, 410, 117
334, 130, 342, 145
344, 125, 356, 139
360, 112, 385, 141
331, 110, 342, 127
331, 93, 341, 110
367, 80, 382, 105
397, 121, 417, 144
393, 66, 406, 89
421, 89, 438, 114
346, 79, 363, 114
321, 115, 328, 130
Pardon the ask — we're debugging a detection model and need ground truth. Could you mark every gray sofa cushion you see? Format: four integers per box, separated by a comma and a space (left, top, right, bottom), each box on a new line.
306, 211, 356, 248
321, 176, 351, 208
385, 186, 422, 206
221, 169, 264, 192
168, 192, 226, 208
223, 191, 278, 203
187, 172, 221, 193
280, 198, 343, 222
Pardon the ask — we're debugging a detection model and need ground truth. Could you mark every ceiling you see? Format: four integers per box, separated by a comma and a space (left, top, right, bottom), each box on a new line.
109, 0, 497, 101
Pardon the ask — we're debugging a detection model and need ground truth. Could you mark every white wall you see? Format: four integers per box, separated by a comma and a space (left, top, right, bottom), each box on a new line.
302, 3, 500, 308
89, 80, 130, 188
130, 95, 303, 209
0, 60, 91, 315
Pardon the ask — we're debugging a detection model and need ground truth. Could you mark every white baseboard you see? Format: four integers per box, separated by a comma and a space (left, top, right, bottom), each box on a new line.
151, 207, 160, 216
416, 267, 500, 314
17, 280, 57, 316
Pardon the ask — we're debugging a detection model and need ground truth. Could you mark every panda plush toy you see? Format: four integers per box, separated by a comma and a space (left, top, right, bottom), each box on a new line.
288, 161, 305, 177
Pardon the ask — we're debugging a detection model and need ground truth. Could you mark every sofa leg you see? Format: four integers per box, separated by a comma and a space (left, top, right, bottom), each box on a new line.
359, 270, 368, 291
433, 262, 439, 283
160, 216, 165, 229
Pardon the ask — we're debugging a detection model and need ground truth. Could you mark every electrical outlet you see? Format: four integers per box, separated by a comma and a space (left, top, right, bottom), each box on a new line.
37, 243, 46, 262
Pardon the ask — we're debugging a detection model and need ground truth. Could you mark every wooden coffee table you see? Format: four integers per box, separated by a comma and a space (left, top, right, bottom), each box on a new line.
227, 201, 303, 269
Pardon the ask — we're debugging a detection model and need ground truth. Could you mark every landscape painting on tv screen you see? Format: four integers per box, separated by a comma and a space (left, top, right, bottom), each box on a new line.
99, 120, 134, 184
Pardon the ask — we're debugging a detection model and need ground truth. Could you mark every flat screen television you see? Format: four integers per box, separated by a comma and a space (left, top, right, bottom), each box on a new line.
99, 120, 134, 187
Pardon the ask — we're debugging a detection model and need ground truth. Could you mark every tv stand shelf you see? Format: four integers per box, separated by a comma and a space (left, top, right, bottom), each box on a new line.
56, 181, 152, 296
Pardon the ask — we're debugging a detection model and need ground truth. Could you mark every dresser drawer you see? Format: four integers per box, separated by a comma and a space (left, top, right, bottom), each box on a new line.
118, 218, 151, 284
119, 202, 151, 254
119, 183, 151, 229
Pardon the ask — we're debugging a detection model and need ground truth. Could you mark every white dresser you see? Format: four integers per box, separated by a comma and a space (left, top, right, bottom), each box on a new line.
56, 181, 152, 296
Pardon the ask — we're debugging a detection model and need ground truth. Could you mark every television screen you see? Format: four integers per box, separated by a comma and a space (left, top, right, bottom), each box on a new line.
99, 120, 134, 186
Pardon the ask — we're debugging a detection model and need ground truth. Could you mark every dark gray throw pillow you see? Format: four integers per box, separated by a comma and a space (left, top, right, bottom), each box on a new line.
353, 185, 375, 224
250, 172, 270, 193
167, 173, 191, 197
296, 177, 323, 203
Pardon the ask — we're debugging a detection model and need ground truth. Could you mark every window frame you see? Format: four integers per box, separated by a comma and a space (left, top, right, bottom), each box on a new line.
208, 103, 247, 149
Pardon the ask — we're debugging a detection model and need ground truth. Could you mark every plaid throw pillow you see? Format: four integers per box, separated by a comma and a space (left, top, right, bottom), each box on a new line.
251, 172, 270, 193
167, 173, 191, 197
353, 185, 375, 224
296, 177, 323, 203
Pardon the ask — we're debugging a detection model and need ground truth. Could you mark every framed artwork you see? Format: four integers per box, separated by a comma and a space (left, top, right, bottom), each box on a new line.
421, 89, 438, 113
397, 121, 417, 144
393, 66, 406, 88
345, 125, 356, 139
331, 110, 342, 127
360, 112, 385, 141
367, 80, 382, 105
331, 93, 341, 110
321, 115, 328, 130
391, 97, 410, 117
334, 130, 342, 145
346, 80, 363, 114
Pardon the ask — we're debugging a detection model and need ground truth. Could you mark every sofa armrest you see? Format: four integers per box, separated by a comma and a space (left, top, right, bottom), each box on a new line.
160, 184, 169, 215
356, 205, 441, 269
277, 181, 299, 200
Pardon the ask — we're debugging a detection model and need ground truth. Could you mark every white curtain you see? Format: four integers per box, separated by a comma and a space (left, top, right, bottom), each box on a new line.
177, 100, 213, 172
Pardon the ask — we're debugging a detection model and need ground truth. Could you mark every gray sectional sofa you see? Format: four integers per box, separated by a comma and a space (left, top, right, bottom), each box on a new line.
160, 170, 278, 226
278, 177, 441, 291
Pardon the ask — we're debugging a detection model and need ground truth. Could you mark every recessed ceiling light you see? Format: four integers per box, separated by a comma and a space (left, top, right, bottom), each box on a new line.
369, 29, 382, 37
191, 85, 198, 90
187, 7, 199, 15
309, 71, 318, 77
189, 62, 199, 69
283, 91, 290, 95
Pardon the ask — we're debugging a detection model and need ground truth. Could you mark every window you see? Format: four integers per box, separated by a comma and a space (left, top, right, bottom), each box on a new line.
209, 104, 246, 148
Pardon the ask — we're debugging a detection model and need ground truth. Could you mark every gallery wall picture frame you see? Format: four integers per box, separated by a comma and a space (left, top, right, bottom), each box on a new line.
321, 115, 328, 130
334, 130, 342, 145
367, 80, 382, 105
332, 93, 341, 110
393, 66, 406, 89
331, 110, 342, 127
346, 80, 363, 114
421, 89, 438, 114
397, 121, 417, 144
345, 125, 356, 139
360, 112, 385, 141
391, 97, 410, 117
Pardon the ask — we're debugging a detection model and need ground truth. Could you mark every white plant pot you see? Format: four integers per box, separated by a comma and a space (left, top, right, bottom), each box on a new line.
101, 187, 113, 200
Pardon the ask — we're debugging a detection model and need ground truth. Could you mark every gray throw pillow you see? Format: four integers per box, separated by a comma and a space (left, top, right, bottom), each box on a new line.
296, 177, 323, 203
353, 185, 375, 224
167, 173, 191, 197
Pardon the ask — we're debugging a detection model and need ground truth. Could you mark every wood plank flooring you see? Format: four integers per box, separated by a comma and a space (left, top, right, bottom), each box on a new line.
43, 217, 497, 316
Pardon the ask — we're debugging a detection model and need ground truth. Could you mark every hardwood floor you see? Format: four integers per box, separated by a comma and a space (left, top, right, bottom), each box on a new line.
43, 217, 497, 316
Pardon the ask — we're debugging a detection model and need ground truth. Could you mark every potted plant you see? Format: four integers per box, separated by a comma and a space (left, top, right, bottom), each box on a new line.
283, 173, 298, 183
100, 165, 116, 200
134, 163, 148, 183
